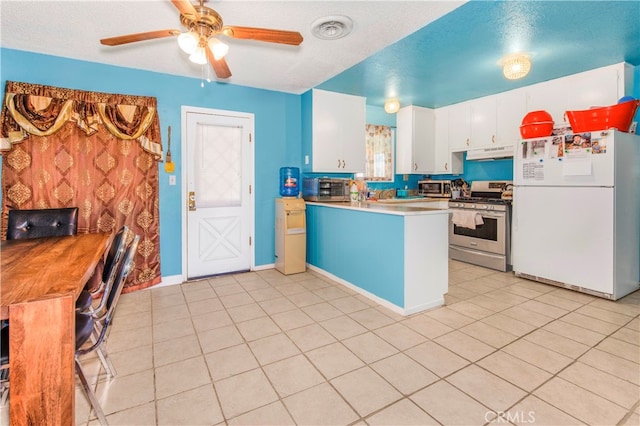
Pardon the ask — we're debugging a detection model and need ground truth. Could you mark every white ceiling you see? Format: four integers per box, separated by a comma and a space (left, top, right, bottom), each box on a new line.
0, 0, 465, 94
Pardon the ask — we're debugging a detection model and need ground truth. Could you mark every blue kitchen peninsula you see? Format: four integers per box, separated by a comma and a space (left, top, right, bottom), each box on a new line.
305, 201, 450, 315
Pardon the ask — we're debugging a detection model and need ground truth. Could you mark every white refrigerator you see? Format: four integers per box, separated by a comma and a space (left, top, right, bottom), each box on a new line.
512, 129, 640, 300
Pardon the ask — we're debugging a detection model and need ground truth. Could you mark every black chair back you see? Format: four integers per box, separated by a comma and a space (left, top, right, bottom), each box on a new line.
7, 208, 78, 240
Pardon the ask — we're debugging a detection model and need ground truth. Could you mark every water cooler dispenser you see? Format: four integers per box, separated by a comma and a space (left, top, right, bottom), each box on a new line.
275, 198, 306, 274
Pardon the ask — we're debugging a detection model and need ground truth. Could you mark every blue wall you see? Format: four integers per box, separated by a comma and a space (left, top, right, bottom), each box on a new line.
0, 48, 301, 277
2, 48, 638, 280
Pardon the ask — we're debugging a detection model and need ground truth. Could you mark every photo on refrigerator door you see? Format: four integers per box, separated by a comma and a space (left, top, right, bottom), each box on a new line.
521, 139, 547, 160
591, 138, 606, 154
550, 135, 564, 159
565, 133, 591, 151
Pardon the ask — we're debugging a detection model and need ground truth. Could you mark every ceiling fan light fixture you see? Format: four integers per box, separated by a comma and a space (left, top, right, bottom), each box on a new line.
178, 31, 198, 54
384, 99, 400, 114
311, 15, 353, 40
189, 46, 208, 65
208, 38, 229, 60
500, 53, 531, 80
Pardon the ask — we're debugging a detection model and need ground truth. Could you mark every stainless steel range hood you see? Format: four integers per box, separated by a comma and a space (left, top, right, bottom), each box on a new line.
466, 145, 515, 161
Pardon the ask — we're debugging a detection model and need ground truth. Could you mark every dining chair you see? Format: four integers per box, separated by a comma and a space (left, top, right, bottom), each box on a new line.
5, 207, 93, 313
75, 234, 139, 425
0, 325, 8, 406
7, 207, 79, 240
83, 226, 129, 312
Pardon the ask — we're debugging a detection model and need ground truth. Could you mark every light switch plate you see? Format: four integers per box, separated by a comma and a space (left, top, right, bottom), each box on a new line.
169, 175, 176, 185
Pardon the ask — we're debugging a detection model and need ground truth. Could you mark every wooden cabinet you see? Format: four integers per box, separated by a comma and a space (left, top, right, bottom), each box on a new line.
311, 89, 366, 172
396, 105, 435, 174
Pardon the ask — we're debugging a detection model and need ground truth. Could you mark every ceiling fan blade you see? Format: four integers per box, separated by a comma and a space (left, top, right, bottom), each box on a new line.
170, 0, 198, 17
223, 26, 303, 46
205, 47, 232, 79
100, 30, 180, 46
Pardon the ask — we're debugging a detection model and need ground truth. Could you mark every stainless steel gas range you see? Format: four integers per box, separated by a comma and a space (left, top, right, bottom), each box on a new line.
448, 180, 513, 271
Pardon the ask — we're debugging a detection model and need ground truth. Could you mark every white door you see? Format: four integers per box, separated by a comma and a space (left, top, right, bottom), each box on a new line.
183, 107, 254, 279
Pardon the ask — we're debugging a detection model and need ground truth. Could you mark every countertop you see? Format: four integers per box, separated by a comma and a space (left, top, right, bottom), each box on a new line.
305, 200, 450, 216
375, 197, 449, 204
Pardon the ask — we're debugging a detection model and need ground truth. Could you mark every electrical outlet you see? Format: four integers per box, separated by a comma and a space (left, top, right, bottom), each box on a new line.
403, 174, 408, 181
169, 175, 176, 186
304, 155, 309, 165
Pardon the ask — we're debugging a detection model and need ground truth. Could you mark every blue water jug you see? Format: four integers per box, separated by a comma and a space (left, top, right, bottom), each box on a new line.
279, 167, 300, 197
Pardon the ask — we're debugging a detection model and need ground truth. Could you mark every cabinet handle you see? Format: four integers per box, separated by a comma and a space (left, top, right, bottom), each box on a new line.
342, 160, 346, 168
492, 135, 496, 144
563, 112, 567, 123
337, 159, 341, 168
466, 138, 470, 146
414, 163, 418, 171
445, 162, 448, 171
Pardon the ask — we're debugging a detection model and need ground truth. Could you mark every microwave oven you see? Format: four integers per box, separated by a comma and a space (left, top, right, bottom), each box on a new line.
418, 180, 452, 198
302, 177, 350, 202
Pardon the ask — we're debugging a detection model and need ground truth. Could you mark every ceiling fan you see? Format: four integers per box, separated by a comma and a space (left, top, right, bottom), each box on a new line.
100, 0, 303, 79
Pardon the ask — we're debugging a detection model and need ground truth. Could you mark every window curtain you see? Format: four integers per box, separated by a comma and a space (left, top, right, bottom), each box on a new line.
0, 81, 163, 293
365, 124, 393, 181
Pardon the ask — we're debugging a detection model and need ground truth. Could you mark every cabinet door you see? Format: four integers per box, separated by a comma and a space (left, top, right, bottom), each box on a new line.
339, 93, 366, 172
566, 65, 621, 116
525, 79, 569, 126
312, 89, 365, 172
433, 108, 450, 173
395, 106, 434, 174
470, 95, 497, 149
448, 102, 471, 152
433, 108, 463, 175
413, 106, 435, 173
312, 89, 343, 171
496, 88, 527, 147
395, 106, 414, 174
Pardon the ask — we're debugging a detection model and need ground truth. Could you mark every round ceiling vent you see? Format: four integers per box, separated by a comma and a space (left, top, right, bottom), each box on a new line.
311, 15, 353, 40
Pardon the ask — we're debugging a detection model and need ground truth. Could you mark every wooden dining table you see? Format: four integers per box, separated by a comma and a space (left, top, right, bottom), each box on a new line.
1, 232, 113, 426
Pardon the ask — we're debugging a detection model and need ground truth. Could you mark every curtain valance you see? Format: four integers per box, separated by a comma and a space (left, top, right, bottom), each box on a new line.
0, 81, 162, 160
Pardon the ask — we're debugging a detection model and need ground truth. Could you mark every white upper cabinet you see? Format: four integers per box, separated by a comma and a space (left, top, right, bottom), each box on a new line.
470, 95, 498, 148
447, 102, 471, 152
311, 89, 366, 172
434, 107, 463, 174
495, 88, 527, 148
525, 62, 632, 126
396, 105, 435, 174
447, 91, 526, 151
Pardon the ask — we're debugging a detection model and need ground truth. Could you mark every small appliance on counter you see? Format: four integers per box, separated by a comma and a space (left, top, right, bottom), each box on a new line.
301, 177, 350, 202
417, 179, 451, 198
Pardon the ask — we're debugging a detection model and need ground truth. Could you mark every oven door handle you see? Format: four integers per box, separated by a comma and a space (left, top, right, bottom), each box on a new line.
478, 213, 505, 219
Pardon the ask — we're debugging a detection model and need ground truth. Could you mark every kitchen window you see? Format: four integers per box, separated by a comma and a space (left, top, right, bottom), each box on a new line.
364, 124, 394, 182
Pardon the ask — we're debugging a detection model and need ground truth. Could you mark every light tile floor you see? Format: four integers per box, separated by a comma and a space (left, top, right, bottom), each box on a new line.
2, 261, 639, 425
